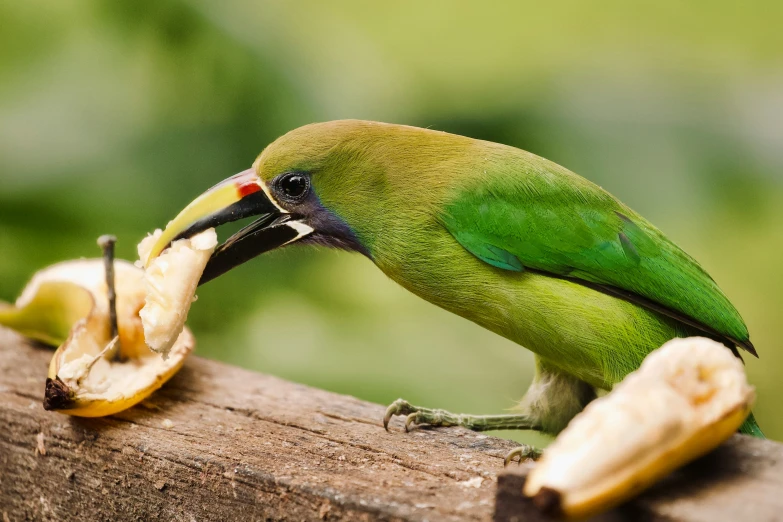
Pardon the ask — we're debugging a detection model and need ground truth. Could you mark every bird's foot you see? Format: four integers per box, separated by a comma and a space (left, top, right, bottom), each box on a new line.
383, 398, 458, 432
383, 398, 543, 432
503, 445, 543, 466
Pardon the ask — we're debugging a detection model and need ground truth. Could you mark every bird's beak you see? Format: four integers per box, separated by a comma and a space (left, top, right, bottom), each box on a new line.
144, 168, 313, 285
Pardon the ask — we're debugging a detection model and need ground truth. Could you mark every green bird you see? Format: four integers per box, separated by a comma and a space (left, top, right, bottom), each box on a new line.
147, 120, 764, 460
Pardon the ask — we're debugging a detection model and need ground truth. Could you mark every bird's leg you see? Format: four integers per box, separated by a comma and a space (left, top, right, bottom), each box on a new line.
383, 357, 597, 466
383, 399, 545, 465
383, 398, 543, 432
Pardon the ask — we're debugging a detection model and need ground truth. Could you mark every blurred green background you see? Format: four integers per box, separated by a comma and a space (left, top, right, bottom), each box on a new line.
1, 1, 781, 445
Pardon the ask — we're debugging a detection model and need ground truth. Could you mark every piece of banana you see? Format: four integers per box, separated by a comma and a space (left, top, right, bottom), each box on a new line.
522, 337, 755, 520
0, 229, 216, 417
0, 259, 194, 417
0, 264, 96, 347
137, 228, 217, 358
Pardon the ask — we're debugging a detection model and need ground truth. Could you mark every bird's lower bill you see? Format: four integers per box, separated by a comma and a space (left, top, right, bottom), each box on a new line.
145, 168, 313, 285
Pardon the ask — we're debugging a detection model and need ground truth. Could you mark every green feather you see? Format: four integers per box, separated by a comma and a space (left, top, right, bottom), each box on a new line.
739, 412, 766, 438
450, 230, 524, 271
440, 165, 750, 349
254, 120, 761, 434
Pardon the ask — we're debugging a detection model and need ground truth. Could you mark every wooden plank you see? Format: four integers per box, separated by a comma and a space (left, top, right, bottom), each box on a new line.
0, 327, 517, 521
3, 324, 781, 522
495, 430, 783, 522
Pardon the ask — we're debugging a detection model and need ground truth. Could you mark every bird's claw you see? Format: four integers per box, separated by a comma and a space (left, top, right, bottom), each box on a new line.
384, 398, 455, 431
404, 412, 420, 432
383, 398, 418, 431
503, 445, 543, 467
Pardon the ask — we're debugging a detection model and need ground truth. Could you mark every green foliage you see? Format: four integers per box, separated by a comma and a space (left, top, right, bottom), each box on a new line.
1, 0, 781, 443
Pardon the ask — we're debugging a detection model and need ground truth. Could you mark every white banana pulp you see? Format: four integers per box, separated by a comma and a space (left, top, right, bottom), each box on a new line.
0, 228, 217, 417
137, 228, 217, 358
523, 337, 755, 519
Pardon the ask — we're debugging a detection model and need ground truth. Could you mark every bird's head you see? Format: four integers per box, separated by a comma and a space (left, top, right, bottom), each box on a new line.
145, 120, 465, 283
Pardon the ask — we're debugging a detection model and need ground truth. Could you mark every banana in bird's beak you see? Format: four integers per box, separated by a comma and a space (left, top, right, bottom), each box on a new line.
145, 168, 313, 285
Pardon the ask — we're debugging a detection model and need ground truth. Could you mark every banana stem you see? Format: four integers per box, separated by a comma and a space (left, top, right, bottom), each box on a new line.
97, 235, 122, 361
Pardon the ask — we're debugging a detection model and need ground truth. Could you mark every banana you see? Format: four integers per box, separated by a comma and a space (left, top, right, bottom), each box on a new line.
137, 228, 217, 358
0, 229, 216, 417
0, 269, 94, 347
522, 337, 755, 520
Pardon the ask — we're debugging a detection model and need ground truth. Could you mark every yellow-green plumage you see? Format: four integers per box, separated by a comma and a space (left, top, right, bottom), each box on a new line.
255, 120, 761, 435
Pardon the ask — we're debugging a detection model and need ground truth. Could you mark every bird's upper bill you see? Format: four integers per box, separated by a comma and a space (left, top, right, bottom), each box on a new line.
144, 168, 312, 285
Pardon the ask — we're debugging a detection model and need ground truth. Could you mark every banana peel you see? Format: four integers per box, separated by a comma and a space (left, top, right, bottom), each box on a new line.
0, 229, 216, 417
523, 337, 755, 519
0, 277, 94, 347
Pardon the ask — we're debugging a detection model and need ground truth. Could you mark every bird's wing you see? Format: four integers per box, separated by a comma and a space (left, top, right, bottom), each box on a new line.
440, 163, 753, 354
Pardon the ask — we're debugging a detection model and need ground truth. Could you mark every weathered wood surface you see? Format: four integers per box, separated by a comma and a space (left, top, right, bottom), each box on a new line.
495, 430, 783, 522
2, 326, 782, 522
0, 327, 517, 521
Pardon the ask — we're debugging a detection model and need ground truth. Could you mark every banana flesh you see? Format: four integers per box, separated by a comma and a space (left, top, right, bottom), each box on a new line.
0, 230, 216, 417
137, 228, 217, 358
523, 337, 755, 519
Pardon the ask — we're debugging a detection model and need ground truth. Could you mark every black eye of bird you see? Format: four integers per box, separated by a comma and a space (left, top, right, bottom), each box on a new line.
278, 173, 310, 201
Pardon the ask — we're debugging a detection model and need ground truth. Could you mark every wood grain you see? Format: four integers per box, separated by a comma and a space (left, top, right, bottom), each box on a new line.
0, 327, 516, 521
2, 326, 781, 522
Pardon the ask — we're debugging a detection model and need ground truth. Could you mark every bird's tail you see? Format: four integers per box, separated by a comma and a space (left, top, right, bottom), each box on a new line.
739, 411, 765, 438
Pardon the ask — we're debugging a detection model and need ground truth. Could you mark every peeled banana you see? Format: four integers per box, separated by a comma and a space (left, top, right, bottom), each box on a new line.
523, 337, 755, 519
137, 228, 217, 358
0, 229, 216, 417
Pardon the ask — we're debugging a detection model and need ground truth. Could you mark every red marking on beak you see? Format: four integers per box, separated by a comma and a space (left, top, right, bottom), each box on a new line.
228, 169, 262, 198
236, 180, 262, 198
